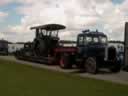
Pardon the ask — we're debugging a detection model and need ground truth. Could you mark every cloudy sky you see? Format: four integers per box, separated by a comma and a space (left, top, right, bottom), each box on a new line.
0, 0, 127, 42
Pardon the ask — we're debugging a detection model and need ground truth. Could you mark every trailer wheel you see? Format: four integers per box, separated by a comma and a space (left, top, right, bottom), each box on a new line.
59, 54, 72, 69
85, 57, 98, 74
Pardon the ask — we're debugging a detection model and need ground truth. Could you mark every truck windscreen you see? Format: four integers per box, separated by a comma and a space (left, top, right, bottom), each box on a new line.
84, 36, 107, 44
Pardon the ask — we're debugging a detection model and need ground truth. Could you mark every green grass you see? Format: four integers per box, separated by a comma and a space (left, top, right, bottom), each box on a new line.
0, 59, 128, 96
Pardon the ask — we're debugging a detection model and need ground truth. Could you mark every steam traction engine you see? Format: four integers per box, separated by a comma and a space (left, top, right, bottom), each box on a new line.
15, 24, 77, 64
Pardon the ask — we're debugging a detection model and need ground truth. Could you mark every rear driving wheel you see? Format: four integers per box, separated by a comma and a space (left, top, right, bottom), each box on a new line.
85, 57, 98, 74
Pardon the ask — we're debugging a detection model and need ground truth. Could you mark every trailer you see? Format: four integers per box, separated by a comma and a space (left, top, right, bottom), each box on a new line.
15, 24, 121, 74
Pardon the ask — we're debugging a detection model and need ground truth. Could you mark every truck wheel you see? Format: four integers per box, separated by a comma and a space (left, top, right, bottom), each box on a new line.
110, 64, 121, 73
59, 54, 72, 69
85, 57, 98, 74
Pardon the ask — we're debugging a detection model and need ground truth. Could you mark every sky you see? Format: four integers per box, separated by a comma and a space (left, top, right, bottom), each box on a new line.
0, 0, 128, 42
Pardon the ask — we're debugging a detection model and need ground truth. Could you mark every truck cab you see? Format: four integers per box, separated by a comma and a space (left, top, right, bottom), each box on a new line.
76, 30, 121, 73
77, 30, 107, 59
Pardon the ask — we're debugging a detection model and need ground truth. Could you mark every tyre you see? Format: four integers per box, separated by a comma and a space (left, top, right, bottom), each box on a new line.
59, 54, 72, 69
110, 63, 121, 73
123, 65, 128, 72
85, 57, 98, 74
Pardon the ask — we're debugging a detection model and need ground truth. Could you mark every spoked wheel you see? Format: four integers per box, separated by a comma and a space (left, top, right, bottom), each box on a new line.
59, 54, 72, 69
85, 57, 98, 74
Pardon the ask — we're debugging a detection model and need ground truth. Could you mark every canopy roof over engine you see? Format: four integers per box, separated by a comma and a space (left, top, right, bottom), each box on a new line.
30, 24, 66, 31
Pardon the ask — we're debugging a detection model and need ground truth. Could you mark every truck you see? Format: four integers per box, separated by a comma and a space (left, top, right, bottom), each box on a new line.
15, 24, 121, 74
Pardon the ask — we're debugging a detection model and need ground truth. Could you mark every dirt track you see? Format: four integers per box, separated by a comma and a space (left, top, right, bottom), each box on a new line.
0, 56, 128, 85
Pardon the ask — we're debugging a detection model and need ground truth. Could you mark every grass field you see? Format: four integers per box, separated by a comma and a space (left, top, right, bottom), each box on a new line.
0, 59, 128, 96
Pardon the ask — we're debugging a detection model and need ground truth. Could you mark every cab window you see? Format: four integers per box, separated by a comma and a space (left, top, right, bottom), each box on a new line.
93, 37, 99, 43
78, 36, 84, 45
86, 37, 92, 42
85, 36, 93, 44
100, 36, 107, 43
